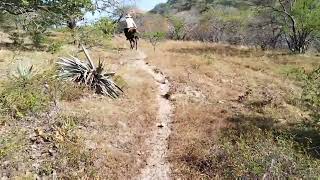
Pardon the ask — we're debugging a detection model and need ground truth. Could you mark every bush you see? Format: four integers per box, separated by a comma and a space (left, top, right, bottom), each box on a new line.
70, 20, 114, 48
281, 66, 307, 81
48, 42, 63, 54
0, 77, 51, 118
168, 16, 186, 40
143, 31, 166, 51
36, 68, 90, 102
31, 32, 46, 48
0, 66, 89, 118
48, 115, 96, 179
183, 126, 320, 179
216, 128, 320, 178
302, 66, 320, 121
94, 17, 116, 37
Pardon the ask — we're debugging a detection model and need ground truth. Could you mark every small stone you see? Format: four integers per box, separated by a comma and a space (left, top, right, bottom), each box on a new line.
157, 123, 164, 128
29, 135, 37, 142
34, 128, 44, 137
220, 109, 227, 114
48, 149, 55, 156
169, 94, 177, 101
162, 93, 171, 100
1, 176, 9, 180
2, 161, 10, 166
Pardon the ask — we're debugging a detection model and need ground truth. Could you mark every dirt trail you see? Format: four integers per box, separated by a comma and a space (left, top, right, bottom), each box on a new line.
129, 51, 173, 180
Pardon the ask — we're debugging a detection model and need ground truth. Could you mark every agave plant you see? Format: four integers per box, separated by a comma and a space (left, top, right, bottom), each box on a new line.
10, 62, 34, 81
57, 46, 123, 98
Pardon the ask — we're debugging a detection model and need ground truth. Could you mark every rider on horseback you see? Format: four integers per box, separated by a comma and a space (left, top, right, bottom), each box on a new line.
124, 14, 137, 40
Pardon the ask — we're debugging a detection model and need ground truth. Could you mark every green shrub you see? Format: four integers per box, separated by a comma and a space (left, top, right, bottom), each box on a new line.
0, 77, 51, 118
0, 63, 51, 117
143, 31, 166, 51
184, 126, 320, 179
94, 17, 116, 38
168, 16, 186, 40
302, 66, 320, 121
70, 22, 113, 48
48, 42, 63, 54
0, 130, 26, 159
281, 66, 307, 81
31, 32, 46, 48
35, 68, 89, 102
0, 66, 89, 118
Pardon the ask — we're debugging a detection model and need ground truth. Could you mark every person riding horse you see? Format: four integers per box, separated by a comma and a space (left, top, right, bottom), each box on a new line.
124, 14, 139, 50
124, 14, 137, 40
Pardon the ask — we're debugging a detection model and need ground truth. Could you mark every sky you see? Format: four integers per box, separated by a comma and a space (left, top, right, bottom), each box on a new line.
137, 0, 167, 11
84, 0, 167, 23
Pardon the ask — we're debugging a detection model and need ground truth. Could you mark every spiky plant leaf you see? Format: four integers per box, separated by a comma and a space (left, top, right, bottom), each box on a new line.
57, 46, 123, 98
11, 62, 34, 80
82, 45, 95, 69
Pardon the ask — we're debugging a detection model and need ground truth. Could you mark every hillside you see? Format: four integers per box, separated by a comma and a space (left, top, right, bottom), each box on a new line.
150, 0, 252, 14
149, 0, 320, 53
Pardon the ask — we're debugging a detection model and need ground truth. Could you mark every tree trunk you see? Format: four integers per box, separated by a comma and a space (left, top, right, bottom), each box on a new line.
286, 30, 311, 54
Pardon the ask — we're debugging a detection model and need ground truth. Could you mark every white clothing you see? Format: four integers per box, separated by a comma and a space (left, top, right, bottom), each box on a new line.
125, 17, 137, 28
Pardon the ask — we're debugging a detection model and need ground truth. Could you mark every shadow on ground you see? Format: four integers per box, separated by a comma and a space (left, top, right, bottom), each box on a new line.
168, 46, 292, 59
0, 42, 45, 52
227, 113, 277, 131
227, 113, 320, 159
168, 46, 257, 58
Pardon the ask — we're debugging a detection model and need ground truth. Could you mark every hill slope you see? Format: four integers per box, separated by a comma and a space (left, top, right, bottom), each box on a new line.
150, 0, 252, 14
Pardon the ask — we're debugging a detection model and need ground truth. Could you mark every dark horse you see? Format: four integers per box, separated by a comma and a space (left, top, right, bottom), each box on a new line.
124, 28, 138, 50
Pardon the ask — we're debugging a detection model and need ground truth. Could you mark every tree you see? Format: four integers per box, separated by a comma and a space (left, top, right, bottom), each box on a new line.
94, 17, 116, 36
246, 9, 284, 50
168, 16, 186, 40
266, 0, 320, 53
143, 31, 166, 51
0, 0, 94, 30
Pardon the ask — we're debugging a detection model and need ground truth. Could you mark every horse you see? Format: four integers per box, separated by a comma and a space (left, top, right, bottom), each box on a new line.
124, 28, 139, 50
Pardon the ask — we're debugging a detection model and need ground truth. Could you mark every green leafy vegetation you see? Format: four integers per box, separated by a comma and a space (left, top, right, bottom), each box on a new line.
266, 0, 320, 53
209, 127, 320, 178
47, 42, 63, 54
168, 16, 186, 40
302, 66, 320, 121
143, 31, 166, 51
0, 63, 91, 118
0, 130, 26, 159
0, 66, 50, 117
150, 0, 320, 53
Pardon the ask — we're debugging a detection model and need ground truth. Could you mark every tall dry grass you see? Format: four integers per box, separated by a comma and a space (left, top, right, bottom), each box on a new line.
142, 40, 320, 178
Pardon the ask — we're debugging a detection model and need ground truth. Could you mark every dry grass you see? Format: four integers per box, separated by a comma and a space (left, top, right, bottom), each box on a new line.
60, 54, 158, 178
0, 33, 158, 178
1, 30, 320, 178
142, 40, 320, 178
